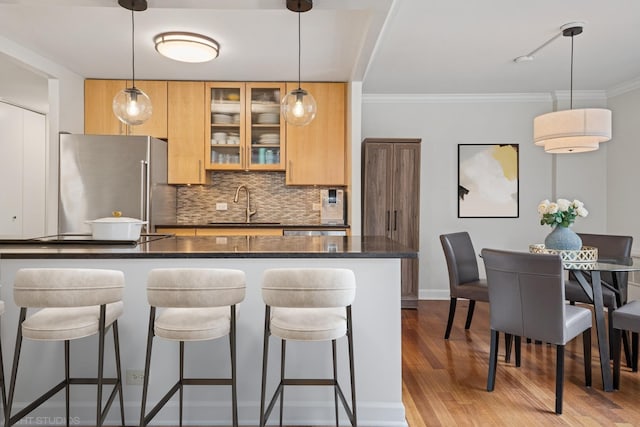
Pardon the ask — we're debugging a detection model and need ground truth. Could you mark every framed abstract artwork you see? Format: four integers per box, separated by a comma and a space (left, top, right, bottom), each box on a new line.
458, 144, 519, 218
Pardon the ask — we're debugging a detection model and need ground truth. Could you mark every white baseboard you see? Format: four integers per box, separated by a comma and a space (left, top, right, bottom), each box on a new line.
419, 289, 450, 300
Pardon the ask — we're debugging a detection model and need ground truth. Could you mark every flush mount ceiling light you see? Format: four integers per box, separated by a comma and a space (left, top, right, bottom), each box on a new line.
533, 23, 612, 154
281, 0, 317, 127
154, 32, 220, 63
113, 0, 152, 126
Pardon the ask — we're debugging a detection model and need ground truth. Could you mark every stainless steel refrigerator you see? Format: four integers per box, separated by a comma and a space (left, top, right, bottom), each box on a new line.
59, 134, 176, 234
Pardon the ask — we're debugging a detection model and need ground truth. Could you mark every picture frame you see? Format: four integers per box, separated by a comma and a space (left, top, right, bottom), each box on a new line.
458, 144, 519, 218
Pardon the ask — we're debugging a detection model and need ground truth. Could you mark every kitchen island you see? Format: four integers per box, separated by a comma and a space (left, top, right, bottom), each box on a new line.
0, 235, 414, 426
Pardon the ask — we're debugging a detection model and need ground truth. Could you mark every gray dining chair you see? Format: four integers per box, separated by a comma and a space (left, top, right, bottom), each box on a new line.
440, 232, 488, 339
612, 300, 640, 389
482, 249, 592, 414
565, 233, 633, 361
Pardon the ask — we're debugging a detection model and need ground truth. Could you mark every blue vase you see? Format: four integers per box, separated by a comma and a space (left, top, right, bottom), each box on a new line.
544, 226, 582, 251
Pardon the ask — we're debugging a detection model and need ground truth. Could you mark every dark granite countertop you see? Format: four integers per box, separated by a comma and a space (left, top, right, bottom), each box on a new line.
0, 235, 415, 259
157, 223, 350, 229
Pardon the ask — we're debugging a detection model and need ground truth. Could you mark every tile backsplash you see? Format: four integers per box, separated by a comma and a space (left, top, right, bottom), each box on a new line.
176, 171, 338, 225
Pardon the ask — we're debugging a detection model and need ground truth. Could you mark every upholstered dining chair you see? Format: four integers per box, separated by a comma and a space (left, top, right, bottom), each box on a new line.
612, 300, 640, 389
564, 233, 633, 361
482, 249, 592, 415
440, 232, 488, 339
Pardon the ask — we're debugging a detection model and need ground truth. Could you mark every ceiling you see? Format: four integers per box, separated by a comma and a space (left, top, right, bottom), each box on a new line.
0, 0, 639, 101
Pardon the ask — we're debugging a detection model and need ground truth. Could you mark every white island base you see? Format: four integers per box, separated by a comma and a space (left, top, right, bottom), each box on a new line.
0, 257, 406, 426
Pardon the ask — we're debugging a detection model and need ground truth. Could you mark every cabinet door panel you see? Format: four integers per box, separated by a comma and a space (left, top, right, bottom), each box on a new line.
391, 143, 421, 250
362, 143, 393, 237
127, 80, 168, 138
84, 79, 126, 135
285, 82, 346, 185
168, 81, 205, 184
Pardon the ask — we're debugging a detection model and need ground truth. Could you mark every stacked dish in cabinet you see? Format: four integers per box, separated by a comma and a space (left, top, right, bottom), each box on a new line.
209, 87, 242, 167
248, 87, 282, 167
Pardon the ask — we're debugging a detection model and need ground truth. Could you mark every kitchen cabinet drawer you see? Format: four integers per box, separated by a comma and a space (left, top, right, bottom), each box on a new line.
84, 79, 167, 138
196, 228, 283, 236
156, 227, 196, 236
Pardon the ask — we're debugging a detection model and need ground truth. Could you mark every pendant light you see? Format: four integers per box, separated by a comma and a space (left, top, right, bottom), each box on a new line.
533, 24, 611, 153
281, 0, 317, 127
113, 0, 152, 126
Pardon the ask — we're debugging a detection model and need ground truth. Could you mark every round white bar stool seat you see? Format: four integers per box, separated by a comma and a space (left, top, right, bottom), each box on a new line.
270, 307, 347, 341
154, 306, 235, 341
22, 303, 123, 341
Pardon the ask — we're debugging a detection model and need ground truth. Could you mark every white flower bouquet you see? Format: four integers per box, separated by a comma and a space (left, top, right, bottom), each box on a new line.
538, 198, 588, 227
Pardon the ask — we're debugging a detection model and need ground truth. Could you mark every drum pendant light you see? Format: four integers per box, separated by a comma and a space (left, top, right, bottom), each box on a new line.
281, 0, 317, 127
113, 0, 152, 126
533, 24, 611, 153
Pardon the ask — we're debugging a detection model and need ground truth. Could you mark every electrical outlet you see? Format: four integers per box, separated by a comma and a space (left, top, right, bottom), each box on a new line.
126, 369, 145, 385
216, 202, 228, 211
312, 203, 321, 211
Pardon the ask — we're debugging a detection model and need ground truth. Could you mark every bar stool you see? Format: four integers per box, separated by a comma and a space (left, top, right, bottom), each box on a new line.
6, 268, 125, 427
260, 268, 357, 427
140, 268, 246, 427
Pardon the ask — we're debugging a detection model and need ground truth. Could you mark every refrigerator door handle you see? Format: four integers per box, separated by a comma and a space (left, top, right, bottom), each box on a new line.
140, 160, 149, 227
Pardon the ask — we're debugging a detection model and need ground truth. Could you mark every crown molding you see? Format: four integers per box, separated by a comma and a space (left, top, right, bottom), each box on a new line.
607, 76, 640, 98
551, 90, 608, 102
362, 93, 552, 104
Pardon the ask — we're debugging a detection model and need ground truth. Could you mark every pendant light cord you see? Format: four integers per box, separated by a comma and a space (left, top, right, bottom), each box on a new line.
131, 8, 136, 88
297, 9, 301, 90
569, 33, 574, 109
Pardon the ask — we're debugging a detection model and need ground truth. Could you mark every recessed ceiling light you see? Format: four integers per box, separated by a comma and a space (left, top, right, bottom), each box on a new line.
154, 32, 219, 63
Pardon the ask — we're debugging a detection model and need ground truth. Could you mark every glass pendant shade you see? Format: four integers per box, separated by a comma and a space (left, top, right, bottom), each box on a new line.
281, 88, 316, 126
534, 108, 612, 153
113, 87, 152, 126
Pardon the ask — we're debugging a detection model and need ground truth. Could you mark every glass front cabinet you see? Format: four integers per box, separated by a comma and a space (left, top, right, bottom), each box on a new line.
205, 82, 285, 171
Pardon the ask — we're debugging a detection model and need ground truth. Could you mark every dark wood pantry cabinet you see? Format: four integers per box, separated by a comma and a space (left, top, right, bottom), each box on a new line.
362, 138, 421, 308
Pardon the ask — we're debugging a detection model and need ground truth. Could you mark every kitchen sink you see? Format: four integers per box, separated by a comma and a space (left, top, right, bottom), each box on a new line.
208, 222, 281, 226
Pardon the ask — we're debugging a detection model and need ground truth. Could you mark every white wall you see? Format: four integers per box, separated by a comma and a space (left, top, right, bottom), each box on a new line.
361, 94, 609, 299
607, 86, 640, 253
0, 36, 84, 234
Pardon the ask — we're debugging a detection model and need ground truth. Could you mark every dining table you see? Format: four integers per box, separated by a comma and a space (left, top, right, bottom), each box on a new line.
564, 257, 640, 392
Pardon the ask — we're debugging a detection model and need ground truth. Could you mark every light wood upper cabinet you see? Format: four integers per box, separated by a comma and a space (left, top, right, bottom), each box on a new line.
85, 79, 126, 135
167, 81, 206, 184
84, 79, 167, 139
127, 80, 168, 138
285, 82, 346, 186
205, 82, 286, 171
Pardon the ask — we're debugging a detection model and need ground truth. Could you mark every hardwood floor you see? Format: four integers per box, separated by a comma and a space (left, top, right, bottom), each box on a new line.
402, 300, 640, 426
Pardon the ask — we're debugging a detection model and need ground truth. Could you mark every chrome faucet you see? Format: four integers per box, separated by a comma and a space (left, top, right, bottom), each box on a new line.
233, 184, 256, 223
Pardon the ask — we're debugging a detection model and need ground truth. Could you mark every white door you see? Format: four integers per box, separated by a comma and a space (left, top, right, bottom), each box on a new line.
0, 102, 24, 236
0, 102, 46, 238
